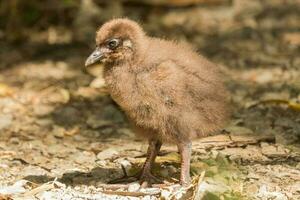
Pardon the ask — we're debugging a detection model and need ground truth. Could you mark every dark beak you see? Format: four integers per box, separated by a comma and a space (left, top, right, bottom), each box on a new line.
85, 48, 104, 67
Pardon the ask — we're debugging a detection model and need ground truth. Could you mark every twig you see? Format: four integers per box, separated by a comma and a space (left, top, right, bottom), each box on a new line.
193, 171, 206, 200
102, 190, 160, 197
169, 183, 194, 200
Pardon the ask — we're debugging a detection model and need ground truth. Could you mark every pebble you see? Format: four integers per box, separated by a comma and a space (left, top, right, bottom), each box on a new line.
9, 137, 20, 144
128, 183, 140, 192
117, 159, 132, 175
22, 165, 48, 177
0, 114, 12, 130
97, 148, 119, 160
53, 106, 81, 125
87, 116, 113, 129
72, 151, 96, 164
0, 180, 28, 195
33, 105, 54, 116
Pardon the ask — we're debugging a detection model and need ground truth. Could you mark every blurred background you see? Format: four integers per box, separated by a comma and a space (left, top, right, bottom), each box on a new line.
1, 0, 299, 141
0, 0, 300, 199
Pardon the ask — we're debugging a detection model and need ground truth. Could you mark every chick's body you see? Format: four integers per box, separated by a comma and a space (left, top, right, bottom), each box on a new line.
104, 38, 228, 143
85, 18, 229, 186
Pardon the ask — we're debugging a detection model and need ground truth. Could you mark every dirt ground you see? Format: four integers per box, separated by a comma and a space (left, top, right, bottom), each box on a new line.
0, 0, 300, 199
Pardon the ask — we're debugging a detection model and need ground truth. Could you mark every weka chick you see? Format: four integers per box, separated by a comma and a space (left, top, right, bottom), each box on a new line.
85, 18, 229, 186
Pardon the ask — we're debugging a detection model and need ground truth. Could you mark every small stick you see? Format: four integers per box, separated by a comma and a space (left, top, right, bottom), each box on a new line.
193, 171, 206, 200
102, 190, 160, 197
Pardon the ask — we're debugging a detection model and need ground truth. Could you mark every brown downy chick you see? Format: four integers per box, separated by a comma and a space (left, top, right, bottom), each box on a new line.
85, 18, 229, 186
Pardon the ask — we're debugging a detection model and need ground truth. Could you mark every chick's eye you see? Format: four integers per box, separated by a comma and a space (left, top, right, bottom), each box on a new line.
107, 39, 119, 50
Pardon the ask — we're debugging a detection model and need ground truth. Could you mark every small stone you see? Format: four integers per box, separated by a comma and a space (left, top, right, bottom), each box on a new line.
101, 127, 114, 136
33, 105, 54, 116
74, 186, 81, 190
0, 163, 9, 169
90, 142, 103, 153
211, 150, 219, 159
198, 180, 230, 194
128, 183, 140, 192
72, 151, 96, 164
53, 106, 81, 126
52, 126, 65, 138
289, 183, 300, 193
0, 180, 28, 195
73, 134, 86, 142
35, 118, 53, 127
160, 168, 169, 177
257, 184, 288, 200
0, 114, 12, 130
247, 184, 259, 194
96, 160, 107, 167
247, 172, 260, 180
23, 165, 48, 177
143, 195, 152, 200
116, 159, 132, 175
87, 116, 113, 129
40, 191, 54, 200
261, 143, 287, 157
168, 165, 178, 174
44, 134, 57, 145
296, 162, 300, 169
97, 148, 119, 160
161, 189, 172, 199
9, 137, 19, 144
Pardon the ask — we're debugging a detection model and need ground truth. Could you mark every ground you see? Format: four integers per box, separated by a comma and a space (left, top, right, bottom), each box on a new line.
0, 0, 300, 199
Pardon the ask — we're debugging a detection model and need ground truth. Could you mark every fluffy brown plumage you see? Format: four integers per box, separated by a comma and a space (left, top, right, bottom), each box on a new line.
85, 18, 229, 186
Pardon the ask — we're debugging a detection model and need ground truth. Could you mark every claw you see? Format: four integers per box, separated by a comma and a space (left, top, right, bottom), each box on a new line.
139, 172, 163, 188
108, 164, 138, 184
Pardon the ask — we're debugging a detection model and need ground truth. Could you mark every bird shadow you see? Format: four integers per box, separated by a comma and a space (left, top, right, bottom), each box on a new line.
24, 166, 122, 186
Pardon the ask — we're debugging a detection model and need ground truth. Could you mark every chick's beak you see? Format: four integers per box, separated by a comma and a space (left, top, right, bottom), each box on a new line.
85, 48, 104, 67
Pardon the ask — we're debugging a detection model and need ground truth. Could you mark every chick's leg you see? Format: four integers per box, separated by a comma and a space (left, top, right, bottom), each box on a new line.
177, 141, 192, 186
139, 139, 162, 187
109, 139, 162, 185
